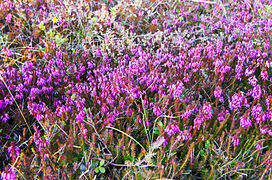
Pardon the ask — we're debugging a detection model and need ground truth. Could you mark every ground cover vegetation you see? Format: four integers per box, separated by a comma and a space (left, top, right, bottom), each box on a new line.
0, 0, 272, 179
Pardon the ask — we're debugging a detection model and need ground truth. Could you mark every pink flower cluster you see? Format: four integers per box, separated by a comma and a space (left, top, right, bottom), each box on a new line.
1, 168, 16, 180
164, 124, 180, 137
214, 86, 222, 98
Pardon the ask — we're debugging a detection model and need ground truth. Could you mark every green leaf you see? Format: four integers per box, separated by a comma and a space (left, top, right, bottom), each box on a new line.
99, 167, 105, 173
205, 140, 210, 149
100, 160, 105, 166
158, 121, 163, 127
200, 149, 205, 156
154, 127, 159, 135
95, 167, 99, 173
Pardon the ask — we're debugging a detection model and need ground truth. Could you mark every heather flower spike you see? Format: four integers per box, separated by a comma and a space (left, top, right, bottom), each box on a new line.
0, 0, 271, 179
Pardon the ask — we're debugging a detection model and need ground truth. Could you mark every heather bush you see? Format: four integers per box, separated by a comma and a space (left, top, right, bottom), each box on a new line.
0, 0, 272, 179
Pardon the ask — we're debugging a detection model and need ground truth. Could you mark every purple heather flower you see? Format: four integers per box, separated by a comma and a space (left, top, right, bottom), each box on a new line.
106, 96, 115, 106
266, 96, 272, 110
79, 123, 88, 136
245, 68, 254, 77
5, 13, 11, 23
119, 98, 126, 111
4, 48, 12, 56
232, 136, 239, 147
1, 113, 9, 123
265, 61, 272, 68
260, 127, 268, 135
57, 106, 65, 117
21, 61, 33, 74
182, 105, 192, 119
164, 124, 180, 137
252, 85, 262, 100
87, 61, 94, 69
163, 137, 169, 147
33, 126, 49, 149
16, 92, 24, 99
95, 49, 101, 57
113, 108, 119, 117
256, 142, 262, 151
172, 16, 181, 26
136, 115, 142, 124
194, 115, 205, 130
101, 103, 109, 114
240, 111, 251, 128
177, 129, 191, 141
37, 77, 46, 87
251, 104, 265, 123
35, 113, 44, 121
248, 76, 258, 87
105, 113, 116, 125
42, 153, 49, 160
153, 104, 161, 116
214, 86, 222, 98
2, 0, 13, 8
168, 81, 184, 100
0, 100, 6, 109
8, 144, 19, 160
201, 102, 213, 120
261, 69, 269, 80
29, 88, 41, 100
183, 74, 190, 82
217, 108, 229, 121
75, 111, 85, 123
152, 19, 158, 25
1, 168, 16, 180
4, 96, 13, 105
15, 83, 23, 93
269, 129, 272, 136
267, 159, 272, 171
267, 109, 272, 120
231, 91, 246, 110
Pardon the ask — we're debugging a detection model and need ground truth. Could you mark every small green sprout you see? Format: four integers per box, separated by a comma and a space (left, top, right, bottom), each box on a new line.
95, 160, 105, 174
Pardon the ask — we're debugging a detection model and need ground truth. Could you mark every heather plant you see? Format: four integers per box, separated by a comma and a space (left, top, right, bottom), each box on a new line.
0, 0, 272, 179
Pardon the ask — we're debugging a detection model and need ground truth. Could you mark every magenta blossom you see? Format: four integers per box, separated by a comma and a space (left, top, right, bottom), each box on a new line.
1, 168, 16, 180
153, 103, 161, 116
201, 102, 213, 120
5, 13, 12, 23
214, 86, 222, 98
252, 85, 262, 100
256, 142, 262, 151
164, 124, 180, 137
152, 19, 158, 25
232, 136, 239, 147
7, 142, 19, 159
231, 91, 247, 110
240, 111, 251, 128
